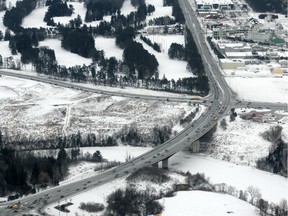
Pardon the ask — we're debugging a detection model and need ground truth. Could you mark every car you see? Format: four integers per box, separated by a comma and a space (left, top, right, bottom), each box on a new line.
60, 195, 65, 198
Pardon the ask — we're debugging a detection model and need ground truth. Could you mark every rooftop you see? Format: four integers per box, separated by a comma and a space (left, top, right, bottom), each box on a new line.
195, 0, 233, 5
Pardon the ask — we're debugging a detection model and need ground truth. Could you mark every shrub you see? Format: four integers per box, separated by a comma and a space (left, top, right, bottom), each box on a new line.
79, 202, 104, 213
127, 167, 170, 184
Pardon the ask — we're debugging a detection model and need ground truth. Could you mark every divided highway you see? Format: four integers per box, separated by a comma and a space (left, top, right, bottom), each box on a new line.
0, 1, 285, 215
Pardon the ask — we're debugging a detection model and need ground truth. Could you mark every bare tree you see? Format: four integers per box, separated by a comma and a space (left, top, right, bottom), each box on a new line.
261, 125, 282, 143
247, 186, 262, 205
279, 199, 288, 216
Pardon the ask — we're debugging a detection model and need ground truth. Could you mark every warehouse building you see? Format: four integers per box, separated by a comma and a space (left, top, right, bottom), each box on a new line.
219, 59, 245, 69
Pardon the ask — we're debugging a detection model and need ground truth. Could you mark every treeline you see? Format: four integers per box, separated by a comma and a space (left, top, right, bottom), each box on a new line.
84, 0, 125, 22
3, 0, 38, 31
106, 187, 163, 216
168, 29, 209, 94
0, 147, 68, 196
257, 126, 287, 177
44, 0, 73, 24
123, 41, 159, 79
0, 130, 117, 151
60, 26, 96, 58
148, 16, 176, 26
116, 124, 172, 146
140, 35, 161, 52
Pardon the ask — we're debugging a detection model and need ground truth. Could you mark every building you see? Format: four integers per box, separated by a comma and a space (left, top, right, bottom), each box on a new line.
217, 42, 252, 53
219, 59, 245, 69
195, 0, 235, 11
272, 68, 284, 77
213, 27, 247, 39
246, 29, 273, 43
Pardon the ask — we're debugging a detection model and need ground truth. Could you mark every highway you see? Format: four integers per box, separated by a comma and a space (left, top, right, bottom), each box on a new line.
0, 1, 286, 215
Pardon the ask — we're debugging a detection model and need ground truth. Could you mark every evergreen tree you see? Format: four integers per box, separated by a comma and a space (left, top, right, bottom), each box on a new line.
30, 162, 40, 186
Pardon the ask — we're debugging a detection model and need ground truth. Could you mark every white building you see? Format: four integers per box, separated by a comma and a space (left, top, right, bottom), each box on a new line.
219, 59, 245, 69
195, 0, 235, 11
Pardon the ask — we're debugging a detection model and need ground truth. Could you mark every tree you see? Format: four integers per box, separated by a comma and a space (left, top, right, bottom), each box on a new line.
38, 171, 51, 187
168, 43, 185, 60
0, 31, 3, 41
147, 4, 155, 15
61, 27, 96, 58
57, 147, 67, 163
30, 162, 40, 186
258, 198, 269, 215
220, 118, 228, 130
92, 150, 102, 162
247, 186, 262, 205
0, 131, 3, 149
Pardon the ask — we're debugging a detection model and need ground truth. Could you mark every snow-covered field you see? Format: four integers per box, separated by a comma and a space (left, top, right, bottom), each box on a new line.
137, 36, 194, 80
226, 76, 288, 103
0, 75, 198, 139
94, 37, 123, 60
38, 39, 93, 67
146, 34, 185, 53
207, 113, 288, 166
146, 0, 172, 21
22, 7, 47, 28
170, 153, 287, 204
121, 0, 136, 16
160, 191, 258, 216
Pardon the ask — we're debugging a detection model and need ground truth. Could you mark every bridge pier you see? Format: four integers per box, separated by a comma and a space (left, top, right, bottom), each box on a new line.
162, 157, 170, 169
152, 162, 158, 168
184, 140, 200, 153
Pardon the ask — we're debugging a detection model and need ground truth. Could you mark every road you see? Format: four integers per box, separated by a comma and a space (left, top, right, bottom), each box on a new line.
0, 70, 204, 104
0, 1, 286, 215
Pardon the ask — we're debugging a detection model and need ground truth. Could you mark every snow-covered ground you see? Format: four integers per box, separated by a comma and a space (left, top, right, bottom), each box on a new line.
0, 75, 198, 139
121, 0, 136, 16
38, 39, 93, 67
146, 34, 185, 53
45, 169, 186, 216
94, 37, 123, 60
43, 150, 287, 216
225, 76, 288, 103
146, 0, 172, 21
170, 153, 287, 204
22, 6, 47, 28
136, 36, 194, 80
207, 112, 288, 166
160, 191, 258, 216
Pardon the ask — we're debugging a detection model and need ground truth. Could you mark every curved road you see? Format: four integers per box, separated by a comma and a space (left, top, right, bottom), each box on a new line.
0, 1, 286, 215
